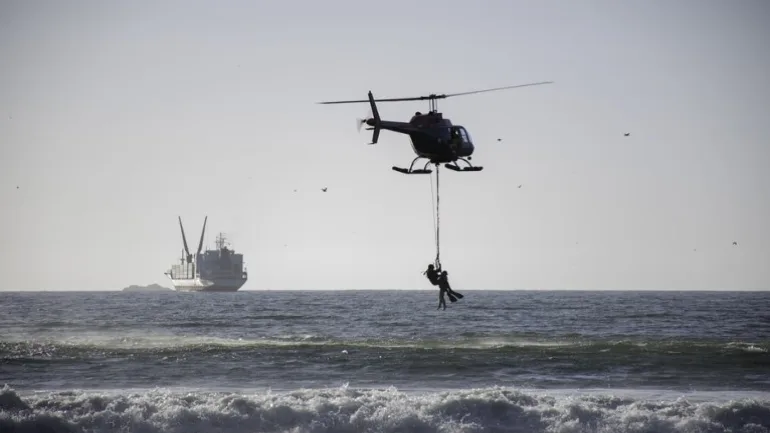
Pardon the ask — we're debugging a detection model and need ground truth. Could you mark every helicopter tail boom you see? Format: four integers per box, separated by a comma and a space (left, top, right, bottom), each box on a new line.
367, 91, 381, 144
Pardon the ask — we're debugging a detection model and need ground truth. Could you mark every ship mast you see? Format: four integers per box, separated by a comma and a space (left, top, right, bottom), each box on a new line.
216, 232, 228, 250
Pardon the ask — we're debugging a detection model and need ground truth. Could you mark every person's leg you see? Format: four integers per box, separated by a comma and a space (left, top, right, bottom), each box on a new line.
445, 280, 463, 299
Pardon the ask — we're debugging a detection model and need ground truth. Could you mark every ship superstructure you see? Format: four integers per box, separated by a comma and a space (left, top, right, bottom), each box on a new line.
164, 216, 248, 292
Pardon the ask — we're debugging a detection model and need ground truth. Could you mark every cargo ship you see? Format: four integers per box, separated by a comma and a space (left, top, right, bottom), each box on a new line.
164, 216, 248, 292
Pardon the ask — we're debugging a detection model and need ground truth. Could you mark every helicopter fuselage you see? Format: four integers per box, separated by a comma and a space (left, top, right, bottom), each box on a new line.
320, 82, 552, 173
365, 111, 475, 163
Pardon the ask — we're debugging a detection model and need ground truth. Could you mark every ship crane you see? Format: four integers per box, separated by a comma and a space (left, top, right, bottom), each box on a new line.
178, 216, 207, 277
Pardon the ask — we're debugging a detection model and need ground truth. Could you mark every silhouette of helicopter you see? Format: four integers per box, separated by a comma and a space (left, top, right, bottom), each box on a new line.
318, 82, 552, 174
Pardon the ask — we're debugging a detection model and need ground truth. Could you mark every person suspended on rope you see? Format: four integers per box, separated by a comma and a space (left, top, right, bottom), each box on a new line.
425, 263, 454, 308
435, 272, 458, 309
438, 270, 463, 302
423, 263, 441, 286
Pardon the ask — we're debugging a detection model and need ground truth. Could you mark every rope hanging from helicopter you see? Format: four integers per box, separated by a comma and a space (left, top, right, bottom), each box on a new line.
429, 163, 441, 268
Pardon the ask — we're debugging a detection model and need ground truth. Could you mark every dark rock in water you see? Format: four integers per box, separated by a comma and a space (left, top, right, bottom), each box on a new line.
121, 284, 173, 292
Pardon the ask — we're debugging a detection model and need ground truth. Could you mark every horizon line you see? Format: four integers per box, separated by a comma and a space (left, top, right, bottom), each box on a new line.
1, 288, 768, 293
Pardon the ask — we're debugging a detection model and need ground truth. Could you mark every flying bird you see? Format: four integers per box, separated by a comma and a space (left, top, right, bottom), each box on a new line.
624, 133, 630, 137
732, 241, 738, 246
321, 187, 327, 192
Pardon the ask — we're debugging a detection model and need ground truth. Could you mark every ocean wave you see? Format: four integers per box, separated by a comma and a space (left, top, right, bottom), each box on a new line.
2, 384, 769, 433
2, 334, 768, 359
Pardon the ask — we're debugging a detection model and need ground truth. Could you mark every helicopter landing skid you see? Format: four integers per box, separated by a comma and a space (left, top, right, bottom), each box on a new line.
392, 167, 432, 174
445, 158, 483, 172
392, 157, 433, 175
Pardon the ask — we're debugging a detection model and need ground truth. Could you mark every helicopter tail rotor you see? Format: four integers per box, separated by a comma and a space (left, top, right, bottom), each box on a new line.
356, 108, 373, 133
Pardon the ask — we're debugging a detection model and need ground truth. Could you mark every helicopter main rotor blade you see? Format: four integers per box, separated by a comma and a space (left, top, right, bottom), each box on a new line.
317, 81, 553, 105
318, 95, 434, 104
442, 81, 554, 98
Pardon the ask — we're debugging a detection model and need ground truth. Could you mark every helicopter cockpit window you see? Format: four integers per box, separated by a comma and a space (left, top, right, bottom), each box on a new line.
452, 126, 472, 145
460, 127, 473, 145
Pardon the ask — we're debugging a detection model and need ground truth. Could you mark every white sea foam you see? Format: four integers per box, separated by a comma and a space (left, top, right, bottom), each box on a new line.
2, 384, 769, 433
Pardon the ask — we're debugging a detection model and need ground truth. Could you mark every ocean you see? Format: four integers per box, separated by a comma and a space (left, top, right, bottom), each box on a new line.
1, 290, 769, 432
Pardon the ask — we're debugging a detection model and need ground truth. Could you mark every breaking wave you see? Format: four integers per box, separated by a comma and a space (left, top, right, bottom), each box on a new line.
2, 334, 768, 359
2, 384, 769, 433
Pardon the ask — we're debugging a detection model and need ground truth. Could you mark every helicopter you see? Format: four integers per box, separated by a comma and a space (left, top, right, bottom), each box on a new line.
318, 81, 553, 174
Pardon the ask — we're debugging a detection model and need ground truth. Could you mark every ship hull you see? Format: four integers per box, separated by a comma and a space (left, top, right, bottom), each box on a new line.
168, 277, 247, 292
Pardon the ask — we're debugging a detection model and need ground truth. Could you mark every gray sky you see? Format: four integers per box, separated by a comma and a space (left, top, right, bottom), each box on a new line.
1, 0, 768, 291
